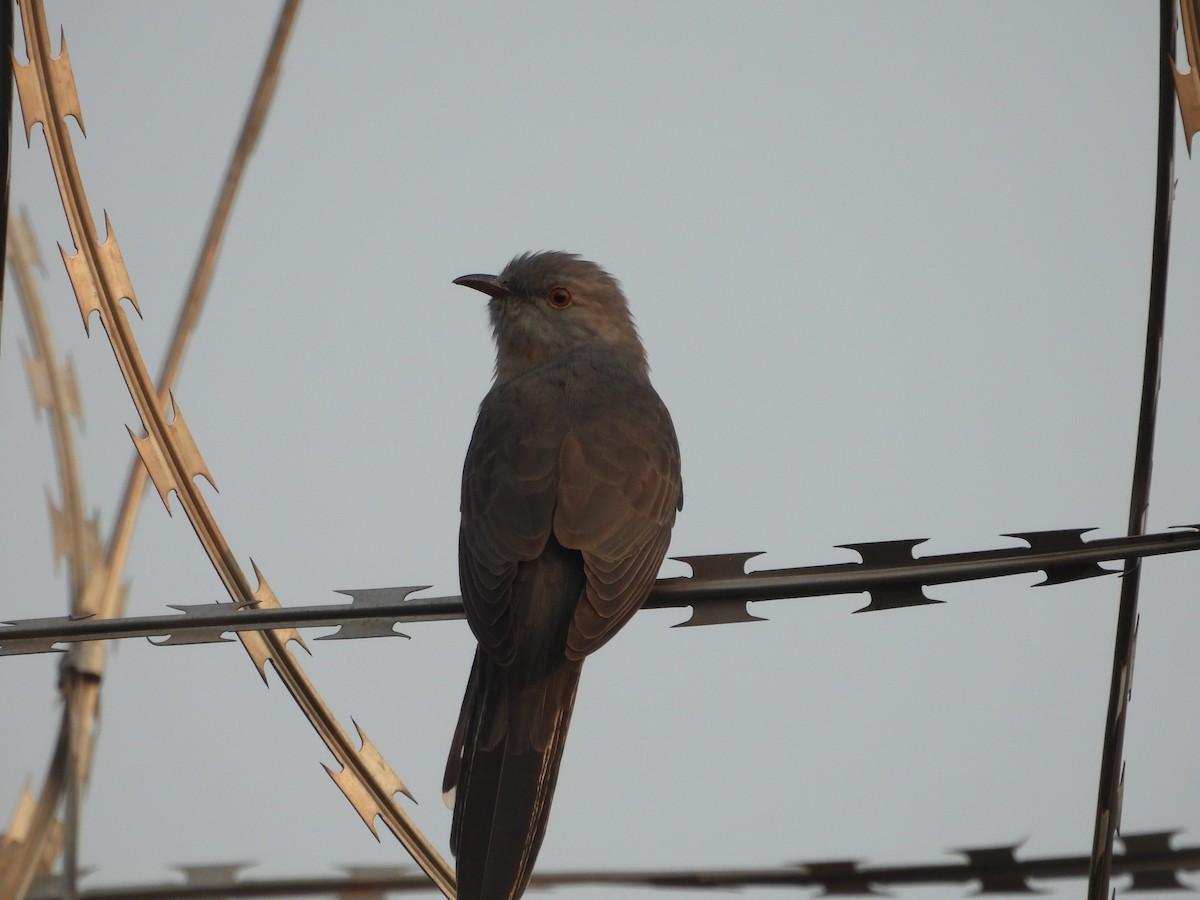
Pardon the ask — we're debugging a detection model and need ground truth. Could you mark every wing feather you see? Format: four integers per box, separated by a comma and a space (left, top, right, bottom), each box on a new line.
553, 382, 681, 659
459, 386, 565, 662
460, 348, 681, 664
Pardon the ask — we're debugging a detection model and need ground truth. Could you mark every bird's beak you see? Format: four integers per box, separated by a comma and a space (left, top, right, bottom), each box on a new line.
453, 274, 510, 298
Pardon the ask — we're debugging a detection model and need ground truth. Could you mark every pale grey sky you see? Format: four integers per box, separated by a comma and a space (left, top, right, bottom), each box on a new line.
3, 3, 1199, 898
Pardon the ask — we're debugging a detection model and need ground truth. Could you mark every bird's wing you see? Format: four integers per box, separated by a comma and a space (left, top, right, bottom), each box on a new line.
554, 385, 682, 659
459, 385, 564, 663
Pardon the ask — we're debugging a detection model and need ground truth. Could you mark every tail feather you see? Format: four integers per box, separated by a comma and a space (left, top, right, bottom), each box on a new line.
447, 650, 583, 900
443, 649, 480, 813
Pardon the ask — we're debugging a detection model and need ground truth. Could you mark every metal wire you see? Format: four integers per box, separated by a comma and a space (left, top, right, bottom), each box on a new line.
24, 830, 1200, 898
1086, 1, 1178, 896
3, 525, 1198, 654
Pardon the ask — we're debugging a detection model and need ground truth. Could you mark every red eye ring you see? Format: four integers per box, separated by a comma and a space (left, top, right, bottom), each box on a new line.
547, 287, 572, 309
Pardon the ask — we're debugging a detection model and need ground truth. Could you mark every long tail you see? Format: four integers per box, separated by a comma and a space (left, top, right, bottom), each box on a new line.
445, 648, 583, 900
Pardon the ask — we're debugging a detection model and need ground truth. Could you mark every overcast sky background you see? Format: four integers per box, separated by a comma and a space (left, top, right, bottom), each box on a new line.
2, 3, 1199, 898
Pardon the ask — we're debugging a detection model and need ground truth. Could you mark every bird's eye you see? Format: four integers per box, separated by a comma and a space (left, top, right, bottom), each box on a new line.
547, 287, 572, 309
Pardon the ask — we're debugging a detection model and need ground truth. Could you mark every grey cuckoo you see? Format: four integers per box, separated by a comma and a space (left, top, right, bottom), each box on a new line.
445, 251, 683, 900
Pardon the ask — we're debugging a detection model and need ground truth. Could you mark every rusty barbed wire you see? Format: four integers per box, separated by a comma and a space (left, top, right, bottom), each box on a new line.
0, 790, 61, 900
0, 793, 60, 898
2, 523, 1198, 655
3, 0, 301, 894
8, 2, 454, 895
1, 210, 100, 900
20, 830, 1200, 898
1174, 0, 1200, 151
8, 212, 97, 595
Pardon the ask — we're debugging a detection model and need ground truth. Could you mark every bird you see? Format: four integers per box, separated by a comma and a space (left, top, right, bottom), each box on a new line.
445, 251, 683, 900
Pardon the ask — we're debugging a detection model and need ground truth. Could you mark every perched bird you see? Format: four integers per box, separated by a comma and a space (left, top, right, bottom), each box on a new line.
446, 252, 683, 900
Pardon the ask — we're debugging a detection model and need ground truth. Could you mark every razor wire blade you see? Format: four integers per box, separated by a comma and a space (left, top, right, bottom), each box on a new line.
4, 524, 1198, 656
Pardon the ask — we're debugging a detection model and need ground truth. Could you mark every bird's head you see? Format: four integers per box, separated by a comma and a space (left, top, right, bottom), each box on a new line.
454, 251, 647, 382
